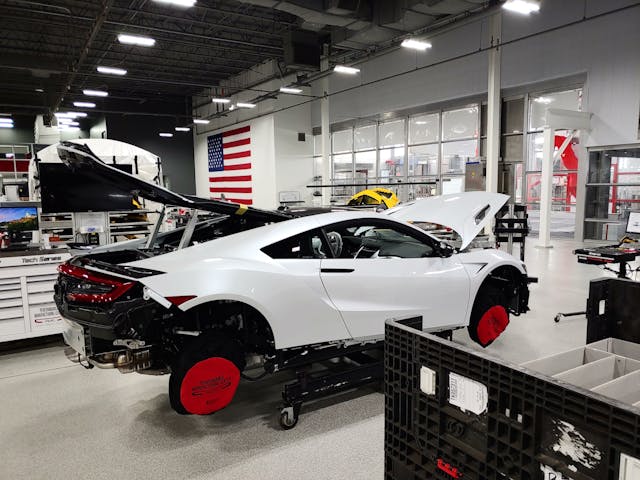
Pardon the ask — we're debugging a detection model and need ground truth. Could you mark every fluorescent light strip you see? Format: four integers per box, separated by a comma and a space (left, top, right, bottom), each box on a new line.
118, 34, 156, 47
236, 102, 256, 108
35, 88, 44, 93
401, 38, 432, 51
55, 112, 87, 118
58, 126, 80, 132
333, 65, 360, 74
175, 127, 190, 132
159, 132, 173, 137
97, 66, 127, 76
193, 119, 210, 124
502, 0, 540, 15
211, 98, 231, 104
73, 102, 96, 108
279, 87, 303, 94
153, 0, 196, 6
83, 89, 108, 97
0, 118, 13, 124
0, 124, 13, 129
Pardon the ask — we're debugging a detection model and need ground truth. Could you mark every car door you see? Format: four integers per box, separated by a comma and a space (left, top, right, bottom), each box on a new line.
319, 218, 470, 339
260, 228, 352, 347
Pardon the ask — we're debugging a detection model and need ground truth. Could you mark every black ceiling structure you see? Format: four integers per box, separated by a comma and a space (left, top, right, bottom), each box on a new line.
0, 0, 494, 120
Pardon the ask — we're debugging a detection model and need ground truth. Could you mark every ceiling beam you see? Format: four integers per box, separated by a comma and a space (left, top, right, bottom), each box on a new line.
52, 0, 115, 112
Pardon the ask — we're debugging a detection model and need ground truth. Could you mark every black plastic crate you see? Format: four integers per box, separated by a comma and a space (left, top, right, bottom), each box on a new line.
384, 318, 640, 480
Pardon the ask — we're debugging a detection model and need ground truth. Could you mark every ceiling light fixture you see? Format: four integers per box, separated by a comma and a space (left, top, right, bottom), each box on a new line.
159, 132, 174, 137
55, 112, 87, 118
193, 119, 210, 124
58, 126, 80, 132
0, 124, 13, 129
333, 65, 360, 74
502, 0, 540, 15
73, 102, 96, 108
153, 0, 197, 6
0, 117, 13, 123
211, 98, 231, 104
236, 102, 256, 108
35, 88, 44, 93
83, 89, 108, 97
534, 96, 553, 104
279, 87, 303, 94
97, 66, 127, 76
118, 34, 156, 47
401, 38, 432, 51
175, 127, 190, 132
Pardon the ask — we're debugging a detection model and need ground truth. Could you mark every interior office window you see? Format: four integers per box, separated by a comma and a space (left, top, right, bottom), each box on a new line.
442, 106, 479, 141
442, 139, 478, 175
332, 128, 353, 154
379, 147, 405, 182
409, 113, 439, 144
529, 89, 582, 131
379, 120, 405, 148
408, 144, 438, 176
354, 124, 376, 151
355, 150, 376, 180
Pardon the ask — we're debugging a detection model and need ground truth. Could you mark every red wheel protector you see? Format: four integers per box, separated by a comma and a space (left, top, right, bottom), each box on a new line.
180, 357, 240, 415
476, 305, 509, 346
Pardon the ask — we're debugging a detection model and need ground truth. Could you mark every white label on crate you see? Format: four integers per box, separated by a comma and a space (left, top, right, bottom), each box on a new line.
419, 366, 436, 395
619, 453, 640, 480
448, 372, 488, 415
540, 464, 574, 480
31, 304, 61, 327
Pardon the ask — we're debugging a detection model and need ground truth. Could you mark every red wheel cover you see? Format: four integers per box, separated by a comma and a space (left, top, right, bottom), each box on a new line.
476, 305, 509, 346
180, 357, 240, 415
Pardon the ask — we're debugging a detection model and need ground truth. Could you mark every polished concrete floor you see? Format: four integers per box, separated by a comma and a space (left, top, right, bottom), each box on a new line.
0, 238, 619, 480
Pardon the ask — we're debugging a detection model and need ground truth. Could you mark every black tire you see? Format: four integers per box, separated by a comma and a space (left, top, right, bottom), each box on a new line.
467, 284, 510, 348
169, 331, 246, 415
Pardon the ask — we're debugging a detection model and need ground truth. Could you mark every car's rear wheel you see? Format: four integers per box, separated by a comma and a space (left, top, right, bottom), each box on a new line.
468, 284, 510, 347
169, 331, 246, 415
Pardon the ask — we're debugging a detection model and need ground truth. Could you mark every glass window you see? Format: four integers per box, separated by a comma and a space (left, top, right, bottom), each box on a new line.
442, 106, 478, 141
409, 113, 439, 144
527, 131, 578, 172
442, 176, 465, 194
529, 89, 582, 131
332, 153, 352, 176
442, 140, 477, 175
409, 144, 438, 176
323, 221, 434, 259
379, 147, 404, 181
409, 177, 438, 199
354, 124, 376, 151
379, 120, 405, 148
262, 230, 328, 259
313, 134, 323, 156
332, 129, 353, 154
501, 135, 523, 163
355, 151, 376, 179
502, 98, 524, 134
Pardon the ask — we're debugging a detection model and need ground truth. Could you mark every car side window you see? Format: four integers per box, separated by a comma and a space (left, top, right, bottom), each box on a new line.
323, 221, 435, 259
262, 230, 329, 259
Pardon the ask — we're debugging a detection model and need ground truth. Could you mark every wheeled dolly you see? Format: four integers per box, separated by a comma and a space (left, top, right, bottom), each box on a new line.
276, 341, 384, 430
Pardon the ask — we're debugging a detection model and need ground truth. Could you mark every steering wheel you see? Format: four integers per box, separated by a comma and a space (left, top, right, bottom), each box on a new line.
326, 231, 343, 258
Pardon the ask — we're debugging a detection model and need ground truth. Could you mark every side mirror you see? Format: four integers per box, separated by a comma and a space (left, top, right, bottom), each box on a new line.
438, 241, 454, 257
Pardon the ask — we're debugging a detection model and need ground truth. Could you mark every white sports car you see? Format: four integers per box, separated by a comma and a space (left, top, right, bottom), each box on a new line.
54, 142, 532, 416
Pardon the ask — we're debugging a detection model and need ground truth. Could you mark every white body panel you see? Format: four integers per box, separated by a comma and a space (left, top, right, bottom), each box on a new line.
118, 200, 526, 350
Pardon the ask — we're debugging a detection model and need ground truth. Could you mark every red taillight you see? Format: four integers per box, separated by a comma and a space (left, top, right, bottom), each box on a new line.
166, 295, 197, 306
58, 263, 135, 303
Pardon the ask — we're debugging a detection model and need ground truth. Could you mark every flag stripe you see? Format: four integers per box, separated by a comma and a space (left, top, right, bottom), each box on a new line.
221, 162, 251, 171
210, 175, 251, 183
223, 138, 250, 148
210, 187, 252, 194
222, 126, 250, 138
224, 151, 251, 160
212, 197, 253, 205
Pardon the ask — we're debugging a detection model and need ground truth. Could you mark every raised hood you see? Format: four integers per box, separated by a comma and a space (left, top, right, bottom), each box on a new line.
56, 141, 291, 223
383, 192, 509, 250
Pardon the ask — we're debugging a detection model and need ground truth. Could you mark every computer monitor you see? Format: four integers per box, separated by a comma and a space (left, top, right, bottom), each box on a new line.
0, 207, 39, 246
626, 211, 640, 235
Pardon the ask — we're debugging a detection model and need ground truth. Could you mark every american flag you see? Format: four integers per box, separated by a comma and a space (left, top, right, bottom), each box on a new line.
208, 125, 252, 205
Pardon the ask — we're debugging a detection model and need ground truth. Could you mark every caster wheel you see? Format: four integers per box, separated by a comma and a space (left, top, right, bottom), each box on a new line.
554, 315, 561, 323
279, 407, 299, 430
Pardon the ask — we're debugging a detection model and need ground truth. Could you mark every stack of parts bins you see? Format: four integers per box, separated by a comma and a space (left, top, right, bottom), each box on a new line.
384, 317, 640, 480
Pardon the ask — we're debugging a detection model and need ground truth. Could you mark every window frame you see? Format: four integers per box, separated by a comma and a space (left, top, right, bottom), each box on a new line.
261, 228, 332, 260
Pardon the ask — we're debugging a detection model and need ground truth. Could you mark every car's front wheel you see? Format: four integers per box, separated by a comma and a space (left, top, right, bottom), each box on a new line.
169, 331, 246, 415
467, 284, 510, 347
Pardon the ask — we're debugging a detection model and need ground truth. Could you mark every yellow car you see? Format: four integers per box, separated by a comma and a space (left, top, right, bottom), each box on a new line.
347, 188, 399, 209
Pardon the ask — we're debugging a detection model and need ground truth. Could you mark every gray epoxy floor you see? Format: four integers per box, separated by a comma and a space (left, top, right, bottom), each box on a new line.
0, 238, 622, 480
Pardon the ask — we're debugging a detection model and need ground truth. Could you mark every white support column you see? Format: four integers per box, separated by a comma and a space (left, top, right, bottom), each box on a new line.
320, 50, 331, 207
485, 12, 502, 195
538, 127, 555, 248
